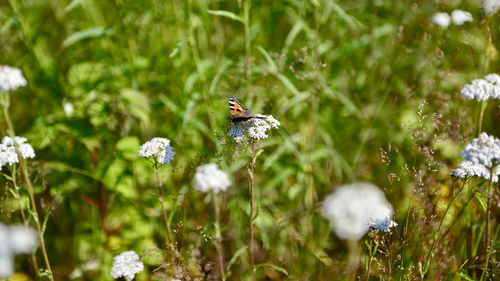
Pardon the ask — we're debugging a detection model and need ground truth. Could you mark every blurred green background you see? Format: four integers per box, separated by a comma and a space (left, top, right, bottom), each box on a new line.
1, 0, 500, 280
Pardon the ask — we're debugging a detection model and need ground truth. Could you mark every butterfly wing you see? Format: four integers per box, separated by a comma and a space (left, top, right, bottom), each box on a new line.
229, 96, 254, 120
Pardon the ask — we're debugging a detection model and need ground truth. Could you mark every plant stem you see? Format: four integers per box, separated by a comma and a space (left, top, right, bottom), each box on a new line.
10, 168, 39, 274
249, 141, 256, 281
365, 238, 373, 281
423, 178, 469, 275
480, 166, 495, 280
18, 156, 54, 281
154, 164, 173, 244
212, 192, 225, 280
3, 98, 54, 281
243, 0, 252, 98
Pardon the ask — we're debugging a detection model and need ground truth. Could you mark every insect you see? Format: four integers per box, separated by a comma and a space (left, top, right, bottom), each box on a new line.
229, 96, 267, 122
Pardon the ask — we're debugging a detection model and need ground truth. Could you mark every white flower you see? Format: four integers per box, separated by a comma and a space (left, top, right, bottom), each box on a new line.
0, 222, 38, 279
0, 66, 27, 92
451, 133, 500, 182
321, 182, 396, 240
451, 10, 473, 25
110, 251, 144, 281
194, 163, 231, 193
0, 136, 35, 169
228, 115, 280, 142
138, 137, 175, 164
482, 0, 500, 16
368, 207, 398, 232
462, 133, 500, 168
461, 74, 500, 101
451, 160, 499, 182
63, 102, 74, 117
431, 12, 451, 28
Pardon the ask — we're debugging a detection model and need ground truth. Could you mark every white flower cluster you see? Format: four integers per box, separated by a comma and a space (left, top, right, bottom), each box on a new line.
368, 207, 398, 232
482, 0, 500, 16
138, 137, 175, 164
451, 133, 500, 182
228, 115, 280, 142
431, 10, 472, 28
321, 182, 397, 240
110, 251, 144, 281
194, 163, 231, 193
0, 66, 27, 92
0, 136, 35, 169
461, 73, 500, 101
0, 222, 38, 278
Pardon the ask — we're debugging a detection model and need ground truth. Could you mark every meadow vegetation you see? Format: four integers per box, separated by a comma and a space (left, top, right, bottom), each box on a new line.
1, 0, 500, 280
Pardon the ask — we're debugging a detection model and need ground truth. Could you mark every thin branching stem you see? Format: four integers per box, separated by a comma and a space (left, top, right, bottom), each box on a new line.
3, 99, 54, 281
480, 165, 496, 281
154, 164, 173, 244
212, 192, 225, 280
249, 141, 256, 281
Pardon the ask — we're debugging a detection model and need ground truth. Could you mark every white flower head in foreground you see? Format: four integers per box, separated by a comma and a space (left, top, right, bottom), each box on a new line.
228, 115, 280, 142
451, 133, 500, 182
451, 160, 499, 182
110, 251, 144, 281
0, 136, 35, 169
0, 66, 27, 92
321, 182, 396, 240
462, 133, 500, 168
461, 73, 500, 101
451, 10, 473, 25
138, 137, 175, 164
194, 163, 231, 193
0, 222, 38, 279
482, 0, 500, 16
431, 12, 451, 28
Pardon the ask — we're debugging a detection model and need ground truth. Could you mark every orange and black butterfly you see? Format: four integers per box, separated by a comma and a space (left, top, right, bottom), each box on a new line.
229, 96, 267, 122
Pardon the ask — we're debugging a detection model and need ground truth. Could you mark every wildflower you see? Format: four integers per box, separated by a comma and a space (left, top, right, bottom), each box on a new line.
451, 10, 473, 25
0, 222, 38, 279
110, 251, 144, 281
461, 73, 500, 101
228, 115, 280, 142
0, 136, 35, 169
451, 160, 499, 182
194, 163, 231, 193
482, 0, 500, 16
138, 137, 175, 164
451, 133, 500, 182
0, 66, 27, 92
368, 207, 398, 232
321, 182, 396, 240
431, 12, 451, 28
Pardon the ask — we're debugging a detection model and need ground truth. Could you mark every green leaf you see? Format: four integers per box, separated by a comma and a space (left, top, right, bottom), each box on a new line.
206, 10, 243, 23
116, 136, 140, 160
458, 272, 477, 281
474, 191, 487, 212
255, 263, 288, 276
63, 27, 114, 47
226, 246, 248, 274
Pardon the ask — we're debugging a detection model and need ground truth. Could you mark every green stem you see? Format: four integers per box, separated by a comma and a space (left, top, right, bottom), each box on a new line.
480, 165, 496, 281
423, 178, 470, 275
243, 0, 252, 98
154, 164, 173, 244
249, 141, 256, 281
3, 96, 54, 281
212, 192, 225, 280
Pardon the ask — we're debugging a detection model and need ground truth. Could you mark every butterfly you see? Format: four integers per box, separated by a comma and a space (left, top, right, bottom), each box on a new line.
229, 96, 267, 122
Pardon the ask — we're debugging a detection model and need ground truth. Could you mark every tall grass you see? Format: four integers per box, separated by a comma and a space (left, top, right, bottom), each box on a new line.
0, 0, 499, 280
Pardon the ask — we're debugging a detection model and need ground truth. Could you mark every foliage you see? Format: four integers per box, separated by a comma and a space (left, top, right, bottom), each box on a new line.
1, 0, 500, 280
